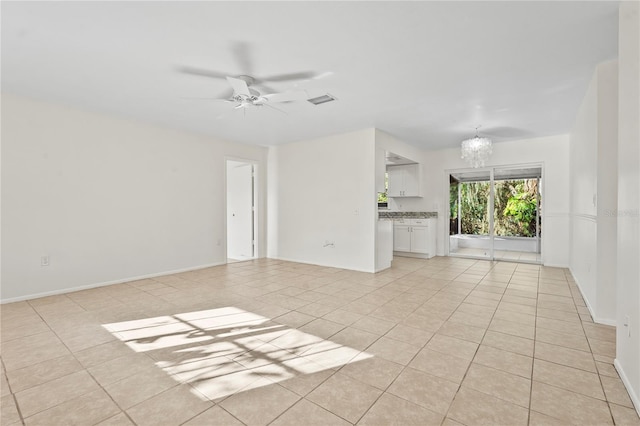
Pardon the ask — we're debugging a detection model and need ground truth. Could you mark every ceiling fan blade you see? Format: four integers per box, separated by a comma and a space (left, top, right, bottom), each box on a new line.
252, 82, 278, 94
177, 66, 230, 80
181, 96, 232, 101
263, 90, 309, 103
216, 88, 235, 100
259, 71, 320, 83
226, 76, 251, 97
230, 41, 253, 75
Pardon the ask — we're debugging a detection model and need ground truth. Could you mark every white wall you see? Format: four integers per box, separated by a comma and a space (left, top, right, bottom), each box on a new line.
570, 61, 618, 325
266, 147, 279, 259
595, 60, 619, 324
569, 69, 598, 313
268, 129, 377, 272
1, 93, 267, 302
615, 0, 640, 415
423, 135, 571, 267
569, 60, 619, 325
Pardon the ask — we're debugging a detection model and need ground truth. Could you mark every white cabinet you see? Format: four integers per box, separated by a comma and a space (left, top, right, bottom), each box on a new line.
387, 164, 421, 197
410, 225, 429, 254
393, 218, 436, 258
393, 224, 412, 252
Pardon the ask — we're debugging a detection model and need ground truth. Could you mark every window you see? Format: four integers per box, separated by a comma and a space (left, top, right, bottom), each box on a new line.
378, 172, 388, 208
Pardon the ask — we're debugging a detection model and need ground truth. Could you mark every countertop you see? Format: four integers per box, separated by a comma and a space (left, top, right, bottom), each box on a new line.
378, 211, 438, 219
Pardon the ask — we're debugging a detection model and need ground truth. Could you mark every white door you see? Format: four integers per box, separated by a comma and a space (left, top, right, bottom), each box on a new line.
393, 225, 411, 251
226, 161, 254, 260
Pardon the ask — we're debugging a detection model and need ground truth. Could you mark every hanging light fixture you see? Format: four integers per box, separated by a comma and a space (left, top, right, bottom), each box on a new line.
461, 126, 493, 168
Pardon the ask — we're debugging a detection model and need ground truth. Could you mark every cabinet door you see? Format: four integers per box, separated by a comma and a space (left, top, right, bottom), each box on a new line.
387, 166, 404, 197
410, 225, 429, 254
387, 164, 421, 197
402, 164, 420, 196
393, 225, 411, 251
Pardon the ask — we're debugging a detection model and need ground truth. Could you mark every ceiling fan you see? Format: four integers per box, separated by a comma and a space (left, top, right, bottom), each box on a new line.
189, 74, 309, 112
178, 41, 326, 112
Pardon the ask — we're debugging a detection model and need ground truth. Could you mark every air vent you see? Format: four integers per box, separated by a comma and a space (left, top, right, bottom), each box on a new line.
307, 94, 336, 105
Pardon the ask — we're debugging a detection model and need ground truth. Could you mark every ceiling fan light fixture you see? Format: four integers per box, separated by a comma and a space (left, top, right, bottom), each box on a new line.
461, 127, 492, 168
307, 94, 336, 105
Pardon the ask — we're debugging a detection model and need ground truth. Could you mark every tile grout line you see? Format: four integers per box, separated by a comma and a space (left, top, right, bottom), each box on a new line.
570, 272, 618, 425
449, 261, 535, 421
17, 290, 195, 425
328, 259, 486, 425
2, 358, 26, 426
439, 258, 495, 425
528, 268, 618, 424
527, 266, 541, 426
334, 262, 454, 425
39, 311, 144, 426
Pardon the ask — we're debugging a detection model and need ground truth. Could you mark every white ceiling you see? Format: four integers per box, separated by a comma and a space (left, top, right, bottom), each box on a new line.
1, 1, 619, 149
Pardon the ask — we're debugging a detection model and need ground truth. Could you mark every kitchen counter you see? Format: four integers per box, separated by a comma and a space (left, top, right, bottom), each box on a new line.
378, 211, 438, 219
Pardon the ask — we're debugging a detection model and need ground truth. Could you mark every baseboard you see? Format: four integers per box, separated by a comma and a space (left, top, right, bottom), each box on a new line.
614, 358, 640, 417
569, 268, 617, 327
393, 251, 434, 259
375, 262, 392, 272
272, 256, 375, 274
571, 269, 597, 318
593, 317, 617, 327
0, 261, 226, 304
542, 262, 570, 268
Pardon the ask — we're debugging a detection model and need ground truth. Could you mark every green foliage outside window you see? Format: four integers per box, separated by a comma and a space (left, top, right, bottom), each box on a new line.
451, 179, 539, 237
501, 181, 538, 236
450, 183, 459, 219
378, 172, 388, 204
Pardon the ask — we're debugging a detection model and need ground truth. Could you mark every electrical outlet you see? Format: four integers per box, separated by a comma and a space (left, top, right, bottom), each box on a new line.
624, 315, 631, 337
41, 255, 50, 266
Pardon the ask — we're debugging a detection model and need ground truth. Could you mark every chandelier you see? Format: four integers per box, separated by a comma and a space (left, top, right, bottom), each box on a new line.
461, 128, 492, 168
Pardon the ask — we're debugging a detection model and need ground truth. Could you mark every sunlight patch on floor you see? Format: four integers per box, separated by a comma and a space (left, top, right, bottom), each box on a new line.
103, 307, 371, 400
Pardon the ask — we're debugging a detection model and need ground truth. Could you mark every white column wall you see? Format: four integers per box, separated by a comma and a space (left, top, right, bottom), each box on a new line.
268, 129, 377, 272
596, 60, 619, 324
569, 60, 619, 325
615, 0, 640, 415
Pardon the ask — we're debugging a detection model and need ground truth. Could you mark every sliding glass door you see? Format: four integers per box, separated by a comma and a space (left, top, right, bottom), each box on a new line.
449, 169, 493, 260
492, 167, 542, 262
448, 166, 542, 263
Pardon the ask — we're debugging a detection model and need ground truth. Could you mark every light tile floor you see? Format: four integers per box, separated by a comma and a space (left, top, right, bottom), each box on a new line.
1, 257, 639, 425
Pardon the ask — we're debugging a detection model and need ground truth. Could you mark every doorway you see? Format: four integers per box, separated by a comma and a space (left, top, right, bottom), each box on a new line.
448, 165, 542, 263
226, 160, 257, 263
